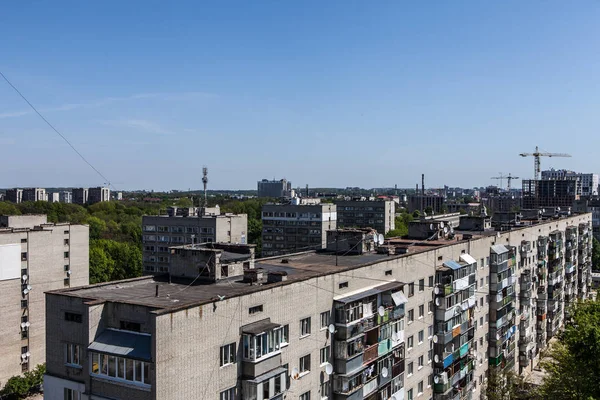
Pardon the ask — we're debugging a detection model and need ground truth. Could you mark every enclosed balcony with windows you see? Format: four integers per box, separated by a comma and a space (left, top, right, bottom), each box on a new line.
241, 319, 288, 378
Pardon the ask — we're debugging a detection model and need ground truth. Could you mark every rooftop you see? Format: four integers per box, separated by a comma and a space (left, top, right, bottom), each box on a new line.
49, 214, 591, 314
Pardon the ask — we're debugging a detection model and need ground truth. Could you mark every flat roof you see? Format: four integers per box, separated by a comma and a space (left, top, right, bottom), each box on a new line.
49, 214, 592, 314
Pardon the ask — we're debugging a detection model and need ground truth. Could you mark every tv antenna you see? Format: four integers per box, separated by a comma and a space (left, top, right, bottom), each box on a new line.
202, 166, 208, 207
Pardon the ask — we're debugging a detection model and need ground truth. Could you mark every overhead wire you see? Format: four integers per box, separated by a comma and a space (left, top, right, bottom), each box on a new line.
0, 71, 115, 189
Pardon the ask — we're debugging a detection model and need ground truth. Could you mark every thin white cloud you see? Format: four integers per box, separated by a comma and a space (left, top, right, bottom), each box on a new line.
0, 91, 216, 119
102, 119, 174, 135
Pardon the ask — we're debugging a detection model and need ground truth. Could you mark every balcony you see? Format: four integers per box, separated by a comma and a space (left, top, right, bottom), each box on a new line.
364, 344, 379, 364
335, 354, 364, 375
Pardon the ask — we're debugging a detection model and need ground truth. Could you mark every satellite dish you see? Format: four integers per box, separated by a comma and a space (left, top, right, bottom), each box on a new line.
328, 324, 336, 334
440, 222, 445, 228
392, 396, 399, 400
67, 270, 72, 275
378, 234, 385, 245
26, 352, 31, 357
378, 306, 385, 317
497, 232, 501, 238
434, 375, 440, 384
392, 332, 398, 341
432, 335, 438, 344
25, 322, 30, 327
23, 289, 29, 295
435, 298, 441, 306
21, 322, 26, 329
21, 354, 27, 359
325, 363, 333, 375
461, 302, 468, 311
433, 286, 440, 295
444, 227, 449, 234
291, 367, 300, 380
434, 354, 440, 363
430, 224, 435, 230
381, 367, 389, 378
22, 275, 28, 281
372, 234, 379, 245
26, 285, 32, 291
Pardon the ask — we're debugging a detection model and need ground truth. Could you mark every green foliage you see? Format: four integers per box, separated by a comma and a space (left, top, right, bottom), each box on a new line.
176, 197, 193, 207
424, 206, 433, 215
90, 239, 142, 284
592, 238, 600, 271
0, 364, 45, 399
539, 298, 600, 399
387, 211, 413, 238
483, 368, 537, 400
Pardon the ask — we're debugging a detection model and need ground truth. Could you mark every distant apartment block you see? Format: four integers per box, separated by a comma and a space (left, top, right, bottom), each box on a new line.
257, 179, 292, 198
43, 212, 592, 400
522, 179, 578, 210
0, 215, 88, 388
50, 193, 60, 203
542, 169, 599, 197
21, 188, 46, 203
5, 188, 23, 204
88, 187, 110, 204
408, 195, 445, 214
72, 188, 88, 205
141, 206, 248, 274
336, 198, 395, 234
59, 191, 72, 204
262, 199, 336, 256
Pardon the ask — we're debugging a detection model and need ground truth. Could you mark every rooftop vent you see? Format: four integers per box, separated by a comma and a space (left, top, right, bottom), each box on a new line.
267, 271, 288, 283
243, 268, 265, 284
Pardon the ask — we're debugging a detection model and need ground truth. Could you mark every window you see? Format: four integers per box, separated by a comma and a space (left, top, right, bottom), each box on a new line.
64, 251, 69, 258
428, 374, 433, 387
408, 309, 414, 323
300, 392, 311, 400
220, 387, 235, 400
300, 317, 311, 337
418, 330, 424, 344
21, 300, 28, 309
407, 336, 414, 349
408, 362, 414, 375
320, 311, 330, 329
21, 362, 28, 372
65, 343, 81, 366
480, 258, 484, 268
418, 305, 424, 318
428, 301, 433, 314
480, 297, 484, 307
408, 389, 413, 400
339, 282, 348, 289
320, 380, 330, 399
64, 238, 70, 245
64, 278, 70, 287
120, 321, 141, 332
385, 270, 393, 276
299, 354, 311, 373
418, 279, 425, 292
418, 355, 424, 369
21, 238, 27, 243
480, 317, 484, 327
480, 278, 484, 287
408, 283, 415, 297
249, 305, 263, 315
22, 316, 28, 323
220, 343, 236, 366
65, 312, 82, 323
21, 252, 27, 261
320, 346, 330, 365
21, 330, 28, 339
428, 325, 433, 338
428, 349, 433, 363
90, 352, 150, 385
418, 381, 424, 394
428, 275, 434, 289
64, 388, 80, 400
64, 265, 70, 271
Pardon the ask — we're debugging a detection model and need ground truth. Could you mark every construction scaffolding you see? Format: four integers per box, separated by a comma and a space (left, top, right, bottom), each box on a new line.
522, 179, 578, 209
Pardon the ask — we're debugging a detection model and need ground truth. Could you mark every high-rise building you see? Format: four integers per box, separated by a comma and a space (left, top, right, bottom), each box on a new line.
42, 213, 593, 400
88, 187, 110, 204
141, 206, 248, 274
0, 215, 88, 388
50, 193, 60, 203
336, 199, 395, 234
541, 169, 599, 197
257, 179, 292, 198
407, 195, 445, 214
5, 188, 23, 204
21, 188, 46, 202
72, 188, 88, 205
59, 191, 72, 204
261, 199, 336, 256
522, 179, 578, 209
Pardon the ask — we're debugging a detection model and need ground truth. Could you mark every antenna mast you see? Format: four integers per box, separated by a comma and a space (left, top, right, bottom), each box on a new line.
202, 166, 208, 208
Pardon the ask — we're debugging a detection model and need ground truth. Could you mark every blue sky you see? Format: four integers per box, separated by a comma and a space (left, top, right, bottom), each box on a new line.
1, 1, 599, 191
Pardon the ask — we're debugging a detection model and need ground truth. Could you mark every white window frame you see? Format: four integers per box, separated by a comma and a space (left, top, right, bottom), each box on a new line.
220, 343, 236, 367
300, 317, 311, 337
65, 343, 81, 367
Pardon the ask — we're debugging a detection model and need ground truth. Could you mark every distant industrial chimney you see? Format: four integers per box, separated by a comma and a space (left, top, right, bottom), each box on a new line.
202, 166, 208, 208
421, 174, 425, 216
306, 184, 309, 197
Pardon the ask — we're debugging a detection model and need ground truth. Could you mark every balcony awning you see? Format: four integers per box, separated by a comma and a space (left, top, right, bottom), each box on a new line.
242, 318, 281, 335
441, 260, 462, 271
88, 329, 151, 361
459, 253, 477, 265
245, 366, 287, 384
334, 281, 403, 304
491, 244, 508, 254
391, 291, 408, 306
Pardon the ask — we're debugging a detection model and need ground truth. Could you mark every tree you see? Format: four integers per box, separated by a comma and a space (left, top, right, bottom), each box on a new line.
538, 298, 600, 399
176, 197, 193, 207
85, 216, 107, 240
592, 238, 600, 271
89, 242, 115, 284
0, 364, 45, 399
483, 368, 537, 400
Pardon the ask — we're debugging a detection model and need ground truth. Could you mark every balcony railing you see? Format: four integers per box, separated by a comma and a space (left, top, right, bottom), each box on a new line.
364, 344, 378, 364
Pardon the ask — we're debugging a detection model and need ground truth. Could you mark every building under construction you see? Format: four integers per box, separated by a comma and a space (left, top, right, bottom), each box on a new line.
522, 179, 578, 209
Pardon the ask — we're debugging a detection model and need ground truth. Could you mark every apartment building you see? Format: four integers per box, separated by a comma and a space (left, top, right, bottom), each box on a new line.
0, 215, 89, 388
88, 187, 111, 204
72, 188, 88, 205
258, 179, 293, 198
261, 200, 336, 257
541, 169, 599, 197
141, 206, 248, 274
522, 179, 578, 210
43, 212, 592, 400
336, 199, 395, 234
60, 191, 73, 204
408, 195, 445, 214
5, 188, 23, 203
21, 188, 46, 202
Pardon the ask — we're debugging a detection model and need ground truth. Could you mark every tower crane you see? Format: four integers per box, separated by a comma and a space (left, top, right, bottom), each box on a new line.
519, 146, 571, 180
491, 173, 520, 190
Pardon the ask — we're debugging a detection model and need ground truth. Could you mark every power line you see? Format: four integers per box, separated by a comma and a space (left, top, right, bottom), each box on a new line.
0, 71, 114, 189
